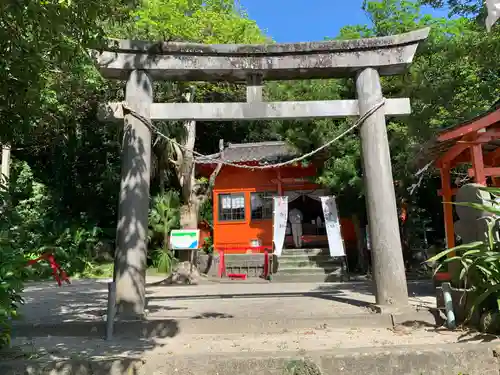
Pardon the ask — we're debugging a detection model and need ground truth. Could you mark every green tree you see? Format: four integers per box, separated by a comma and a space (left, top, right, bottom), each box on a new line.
0, 0, 134, 142
421, 0, 484, 18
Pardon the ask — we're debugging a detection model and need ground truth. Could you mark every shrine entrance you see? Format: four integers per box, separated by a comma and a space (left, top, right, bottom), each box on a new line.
94, 28, 430, 318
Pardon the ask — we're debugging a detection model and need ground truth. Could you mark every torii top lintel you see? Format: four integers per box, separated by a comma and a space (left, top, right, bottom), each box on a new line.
93, 28, 430, 82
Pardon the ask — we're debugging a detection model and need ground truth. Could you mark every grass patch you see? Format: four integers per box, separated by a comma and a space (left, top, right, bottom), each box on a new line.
72, 262, 114, 279
71, 262, 169, 280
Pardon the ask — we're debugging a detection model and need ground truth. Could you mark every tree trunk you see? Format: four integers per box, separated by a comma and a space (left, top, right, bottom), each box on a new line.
177, 89, 198, 261
180, 202, 199, 229
179, 114, 197, 230
172, 90, 224, 262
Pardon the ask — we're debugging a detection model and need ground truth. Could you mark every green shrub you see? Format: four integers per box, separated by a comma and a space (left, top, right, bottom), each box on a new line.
0, 180, 27, 348
0, 246, 25, 348
202, 235, 214, 254
148, 191, 180, 274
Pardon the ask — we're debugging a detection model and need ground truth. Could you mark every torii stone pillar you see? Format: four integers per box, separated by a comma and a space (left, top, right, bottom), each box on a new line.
356, 68, 408, 305
94, 28, 429, 317
114, 70, 153, 317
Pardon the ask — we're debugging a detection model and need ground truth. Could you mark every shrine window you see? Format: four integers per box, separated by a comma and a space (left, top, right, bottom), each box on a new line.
218, 193, 246, 221
251, 191, 277, 220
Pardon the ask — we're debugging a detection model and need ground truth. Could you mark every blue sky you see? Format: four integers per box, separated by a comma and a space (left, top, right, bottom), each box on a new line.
239, 0, 450, 42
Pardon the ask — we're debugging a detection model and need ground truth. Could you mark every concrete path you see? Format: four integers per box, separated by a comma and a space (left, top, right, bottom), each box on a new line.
18, 278, 436, 325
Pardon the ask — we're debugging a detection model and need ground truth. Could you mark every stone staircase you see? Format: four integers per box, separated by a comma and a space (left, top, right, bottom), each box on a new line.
271, 248, 346, 282
206, 248, 346, 282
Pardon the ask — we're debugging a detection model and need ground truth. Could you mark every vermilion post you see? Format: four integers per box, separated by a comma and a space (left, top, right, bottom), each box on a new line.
218, 250, 226, 278
263, 250, 269, 279
440, 166, 455, 251
471, 143, 487, 185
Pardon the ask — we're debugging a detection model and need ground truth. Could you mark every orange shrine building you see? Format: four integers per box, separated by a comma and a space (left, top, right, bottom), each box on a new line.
196, 141, 357, 254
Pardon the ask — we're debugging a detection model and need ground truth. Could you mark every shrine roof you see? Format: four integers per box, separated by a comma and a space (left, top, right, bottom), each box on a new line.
416, 99, 500, 168
195, 141, 299, 165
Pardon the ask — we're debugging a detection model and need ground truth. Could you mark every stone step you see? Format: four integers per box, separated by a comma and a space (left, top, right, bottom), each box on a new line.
281, 248, 329, 256
277, 255, 340, 267
277, 260, 339, 270
278, 253, 336, 260
271, 273, 345, 283
277, 266, 340, 274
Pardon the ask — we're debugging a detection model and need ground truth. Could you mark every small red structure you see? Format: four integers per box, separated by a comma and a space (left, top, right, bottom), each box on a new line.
196, 141, 357, 254
26, 253, 71, 286
420, 100, 500, 275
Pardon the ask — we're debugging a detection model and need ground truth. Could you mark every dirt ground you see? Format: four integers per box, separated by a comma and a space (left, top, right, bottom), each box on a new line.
7, 277, 498, 362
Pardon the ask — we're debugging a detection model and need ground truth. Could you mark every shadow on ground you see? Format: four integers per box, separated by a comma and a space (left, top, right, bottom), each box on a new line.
145, 289, 374, 309
17, 279, 436, 330
313, 279, 435, 298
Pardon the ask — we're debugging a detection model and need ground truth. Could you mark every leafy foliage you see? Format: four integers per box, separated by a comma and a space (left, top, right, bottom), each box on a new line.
149, 191, 181, 274
0, 181, 25, 348
0, 0, 135, 143
422, 0, 485, 18
123, 0, 265, 43
202, 236, 214, 254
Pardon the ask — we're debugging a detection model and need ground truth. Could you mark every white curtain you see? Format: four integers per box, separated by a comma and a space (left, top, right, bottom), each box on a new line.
284, 189, 329, 203
221, 195, 244, 209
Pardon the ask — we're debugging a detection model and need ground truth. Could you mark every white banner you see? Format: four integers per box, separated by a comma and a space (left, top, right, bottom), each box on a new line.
321, 196, 345, 257
273, 196, 288, 257
486, 0, 500, 31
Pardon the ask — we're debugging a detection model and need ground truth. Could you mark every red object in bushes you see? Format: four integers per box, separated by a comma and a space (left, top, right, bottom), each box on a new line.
26, 253, 71, 286
435, 272, 451, 281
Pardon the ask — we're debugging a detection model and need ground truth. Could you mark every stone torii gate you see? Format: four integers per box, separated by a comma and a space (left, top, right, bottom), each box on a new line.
94, 28, 430, 317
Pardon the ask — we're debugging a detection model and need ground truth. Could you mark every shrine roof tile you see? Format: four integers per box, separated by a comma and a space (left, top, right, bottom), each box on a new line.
195, 141, 299, 165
